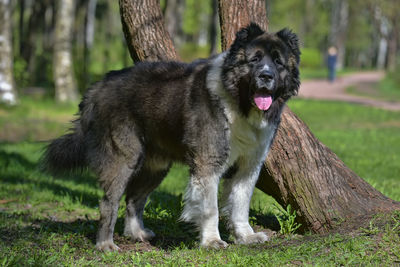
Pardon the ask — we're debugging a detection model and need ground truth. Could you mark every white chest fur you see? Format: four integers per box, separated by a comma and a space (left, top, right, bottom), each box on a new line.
227, 110, 276, 167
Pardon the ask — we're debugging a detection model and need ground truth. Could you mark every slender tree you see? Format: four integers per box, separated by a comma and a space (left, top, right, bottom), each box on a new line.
0, 0, 17, 105
164, 0, 184, 47
83, 0, 97, 88
119, 0, 400, 234
53, 0, 79, 102
329, 0, 349, 70
209, 0, 219, 55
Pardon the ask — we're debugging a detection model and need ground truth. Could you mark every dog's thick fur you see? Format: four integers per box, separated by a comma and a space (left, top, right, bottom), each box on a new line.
42, 23, 300, 251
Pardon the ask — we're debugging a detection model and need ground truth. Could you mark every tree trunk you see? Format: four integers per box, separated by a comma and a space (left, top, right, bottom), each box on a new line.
83, 0, 97, 88
386, 22, 398, 72
53, 0, 79, 102
218, 0, 400, 234
119, 0, 400, 234
218, 0, 268, 51
0, 0, 17, 105
119, 0, 178, 63
18, 0, 25, 57
164, 0, 184, 48
376, 16, 388, 70
329, 0, 348, 70
209, 0, 219, 55
257, 109, 400, 233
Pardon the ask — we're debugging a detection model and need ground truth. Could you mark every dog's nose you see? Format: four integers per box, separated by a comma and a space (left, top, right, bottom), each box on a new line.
259, 70, 274, 82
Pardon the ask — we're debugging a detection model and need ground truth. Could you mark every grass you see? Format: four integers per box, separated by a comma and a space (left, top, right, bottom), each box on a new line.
1, 97, 400, 265
346, 72, 400, 102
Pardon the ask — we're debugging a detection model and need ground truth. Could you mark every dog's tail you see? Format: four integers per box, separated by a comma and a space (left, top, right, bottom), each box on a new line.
41, 124, 87, 175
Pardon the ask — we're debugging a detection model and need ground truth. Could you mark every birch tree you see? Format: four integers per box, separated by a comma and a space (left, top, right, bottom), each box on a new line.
0, 0, 17, 105
53, 0, 78, 102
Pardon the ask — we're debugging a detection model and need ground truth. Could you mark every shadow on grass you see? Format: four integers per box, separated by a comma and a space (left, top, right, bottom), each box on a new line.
0, 147, 100, 207
1, 192, 280, 251
0, 145, 280, 250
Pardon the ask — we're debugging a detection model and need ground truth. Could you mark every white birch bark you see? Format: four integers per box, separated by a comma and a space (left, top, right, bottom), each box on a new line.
0, 0, 17, 105
53, 0, 78, 102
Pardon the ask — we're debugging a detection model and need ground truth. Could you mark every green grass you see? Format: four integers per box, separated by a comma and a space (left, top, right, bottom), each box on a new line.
300, 68, 355, 81
1, 98, 400, 265
346, 72, 400, 102
0, 97, 78, 142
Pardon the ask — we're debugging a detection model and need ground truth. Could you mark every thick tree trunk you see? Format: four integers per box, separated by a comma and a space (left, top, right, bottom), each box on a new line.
119, 0, 178, 63
119, 0, 400, 234
218, 0, 268, 51
0, 0, 17, 105
53, 0, 79, 102
257, 109, 400, 233
218, 0, 400, 234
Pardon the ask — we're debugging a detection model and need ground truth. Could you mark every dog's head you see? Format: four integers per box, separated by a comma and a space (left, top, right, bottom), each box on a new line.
222, 23, 300, 115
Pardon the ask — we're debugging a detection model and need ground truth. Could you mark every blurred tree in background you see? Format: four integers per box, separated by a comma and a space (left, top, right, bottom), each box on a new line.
53, 0, 79, 102
0, 0, 398, 102
0, 0, 17, 105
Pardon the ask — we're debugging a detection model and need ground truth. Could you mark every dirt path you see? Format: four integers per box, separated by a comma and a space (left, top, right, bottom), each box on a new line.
297, 71, 400, 111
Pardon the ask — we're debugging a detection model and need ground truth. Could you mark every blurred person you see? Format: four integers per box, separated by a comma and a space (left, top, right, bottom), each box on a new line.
327, 46, 337, 82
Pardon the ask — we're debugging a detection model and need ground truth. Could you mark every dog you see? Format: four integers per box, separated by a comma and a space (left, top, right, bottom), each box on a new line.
42, 23, 300, 251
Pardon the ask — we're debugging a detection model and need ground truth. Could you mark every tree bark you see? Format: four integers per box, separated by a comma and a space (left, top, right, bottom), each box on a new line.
53, 0, 79, 102
119, 0, 178, 63
257, 109, 400, 233
218, 0, 268, 51
119, 0, 400, 234
0, 0, 17, 105
218, 0, 400, 234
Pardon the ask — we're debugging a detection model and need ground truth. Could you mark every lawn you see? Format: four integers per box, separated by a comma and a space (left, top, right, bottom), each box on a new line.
346, 72, 400, 103
0, 97, 399, 265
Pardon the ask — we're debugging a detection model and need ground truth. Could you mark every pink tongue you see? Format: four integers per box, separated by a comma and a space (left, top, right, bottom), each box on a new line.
254, 95, 273, 110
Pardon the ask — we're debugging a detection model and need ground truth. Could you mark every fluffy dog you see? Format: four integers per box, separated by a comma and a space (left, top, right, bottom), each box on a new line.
42, 23, 300, 251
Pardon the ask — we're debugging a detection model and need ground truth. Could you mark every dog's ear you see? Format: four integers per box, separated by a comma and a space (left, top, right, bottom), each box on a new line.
235, 23, 264, 44
230, 23, 264, 51
277, 28, 300, 64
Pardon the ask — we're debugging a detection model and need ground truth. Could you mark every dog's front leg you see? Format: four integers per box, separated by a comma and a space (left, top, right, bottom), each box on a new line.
222, 159, 269, 244
181, 172, 228, 249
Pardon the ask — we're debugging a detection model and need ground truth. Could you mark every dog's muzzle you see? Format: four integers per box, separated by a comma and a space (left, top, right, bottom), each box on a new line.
258, 69, 275, 91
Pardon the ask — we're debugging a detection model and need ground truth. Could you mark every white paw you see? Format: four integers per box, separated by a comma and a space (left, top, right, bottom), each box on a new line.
125, 228, 155, 242
96, 240, 120, 252
201, 238, 229, 249
235, 232, 270, 245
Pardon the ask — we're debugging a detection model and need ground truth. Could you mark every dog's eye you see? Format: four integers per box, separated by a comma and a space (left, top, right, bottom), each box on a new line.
274, 58, 283, 66
250, 56, 261, 63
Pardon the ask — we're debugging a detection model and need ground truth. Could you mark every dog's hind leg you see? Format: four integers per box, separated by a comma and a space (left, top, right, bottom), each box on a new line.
124, 159, 171, 242
96, 162, 138, 251
94, 126, 144, 252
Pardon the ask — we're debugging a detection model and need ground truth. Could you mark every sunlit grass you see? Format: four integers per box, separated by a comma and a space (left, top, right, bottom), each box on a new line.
0, 98, 399, 265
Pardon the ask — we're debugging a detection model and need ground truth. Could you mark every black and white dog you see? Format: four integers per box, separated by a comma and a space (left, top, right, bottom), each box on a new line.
42, 23, 300, 251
